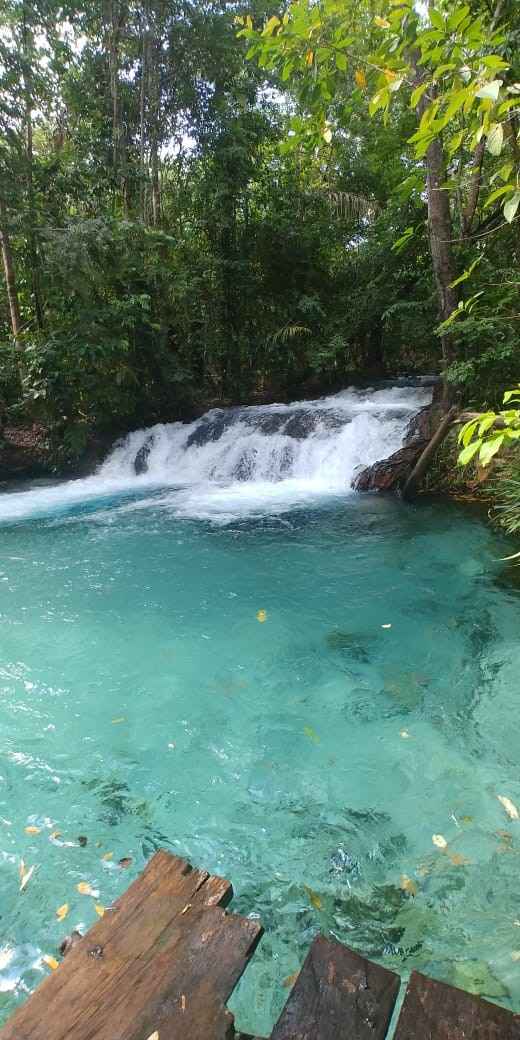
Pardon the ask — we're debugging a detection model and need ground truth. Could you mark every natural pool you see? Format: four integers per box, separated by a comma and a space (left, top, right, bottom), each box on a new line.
1, 390, 520, 1035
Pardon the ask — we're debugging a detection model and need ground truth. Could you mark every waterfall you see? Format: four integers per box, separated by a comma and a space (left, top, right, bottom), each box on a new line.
0, 382, 433, 523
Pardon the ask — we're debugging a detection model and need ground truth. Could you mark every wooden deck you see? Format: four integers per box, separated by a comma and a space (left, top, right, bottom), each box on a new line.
2, 849, 520, 1039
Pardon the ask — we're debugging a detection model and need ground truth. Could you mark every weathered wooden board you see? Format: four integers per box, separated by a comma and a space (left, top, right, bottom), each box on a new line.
0, 850, 263, 1040
394, 970, 520, 1040
270, 935, 400, 1040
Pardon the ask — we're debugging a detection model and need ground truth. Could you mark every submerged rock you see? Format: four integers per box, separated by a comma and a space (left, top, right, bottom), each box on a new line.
452, 960, 510, 1000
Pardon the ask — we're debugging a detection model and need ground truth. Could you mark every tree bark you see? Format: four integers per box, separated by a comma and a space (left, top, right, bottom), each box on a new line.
0, 196, 23, 348
22, 0, 44, 330
103, 0, 128, 208
149, 34, 161, 227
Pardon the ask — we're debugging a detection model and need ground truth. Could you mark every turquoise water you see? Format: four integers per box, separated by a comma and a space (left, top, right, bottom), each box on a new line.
1, 491, 520, 1033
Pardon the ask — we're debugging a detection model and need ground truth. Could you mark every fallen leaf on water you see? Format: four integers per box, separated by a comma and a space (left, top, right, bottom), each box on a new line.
511, 951, 520, 962
94, 905, 105, 918
283, 971, 300, 988
49, 831, 62, 841
56, 903, 69, 921
304, 726, 320, 744
399, 729, 410, 739
461, 815, 474, 825
167, 742, 175, 750
256, 609, 267, 623
400, 874, 418, 897
25, 826, 41, 836
304, 884, 323, 911
101, 852, 113, 861
77, 882, 99, 898
19, 859, 25, 882
42, 955, 59, 971
20, 863, 37, 892
448, 851, 470, 867
381, 624, 392, 629
432, 834, 448, 850
497, 830, 512, 842
498, 795, 519, 821
119, 857, 133, 869
111, 717, 126, 725
514, 920, 520, 927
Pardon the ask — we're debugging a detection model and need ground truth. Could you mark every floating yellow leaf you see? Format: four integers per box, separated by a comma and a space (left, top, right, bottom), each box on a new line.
111, 717, 126, 725
432, 834, 448, 850
304, 884, 322, 911
448, 851, 470, 867
283, 971, 300, 988
42, 955, 59, 971
49, 831, 62, 841
256, 610, 267, 623
25, 826, 41, 836
461, 815, 473, 825
400, 874, 418, 897
56, 903, 69, 921
20, 863, 36, 892
355, 68, 367, 90
101, 852, 113, 861
77, 882, 99, 898
498, 795, 519, 820
304, 726, 320, 744
94, 904, 105, 918
512, 951, 520, 962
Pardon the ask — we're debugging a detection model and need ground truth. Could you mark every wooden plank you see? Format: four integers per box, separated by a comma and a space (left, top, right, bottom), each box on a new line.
271, 935, 400, 1040
394, 971, 520, 1040
0, 850, 263, 1040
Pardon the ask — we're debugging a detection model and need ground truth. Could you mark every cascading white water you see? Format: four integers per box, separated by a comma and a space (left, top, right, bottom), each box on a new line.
0, 382, 433, 523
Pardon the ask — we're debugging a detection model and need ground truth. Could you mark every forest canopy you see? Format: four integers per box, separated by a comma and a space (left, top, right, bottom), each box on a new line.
0, 0, 518, 456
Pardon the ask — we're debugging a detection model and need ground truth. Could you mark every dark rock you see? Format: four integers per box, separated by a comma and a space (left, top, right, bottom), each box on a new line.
134, 435, 154, 474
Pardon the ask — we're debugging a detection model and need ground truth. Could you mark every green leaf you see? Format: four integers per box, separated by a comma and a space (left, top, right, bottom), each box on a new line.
481, 55, 509, 71
411, 82, 428, 108
458, 439, 482, 465
478, 414, 497, 436
447, 5, 470, 31
504, 191, 520, 223
335, 51, 347, 71
447, 129, 464, 155
484, 184, 514, 208
486, 122, 504, 156
459, 419, 479, 446
475, 79, 502, 102
479, 434, 504, 465
429, 9, 445, 31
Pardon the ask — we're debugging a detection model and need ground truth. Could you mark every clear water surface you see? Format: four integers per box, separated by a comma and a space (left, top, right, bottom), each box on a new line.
0, 393, 520, 1034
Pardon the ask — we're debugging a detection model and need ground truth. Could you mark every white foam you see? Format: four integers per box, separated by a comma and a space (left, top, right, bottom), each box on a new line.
0, 384, 432, 523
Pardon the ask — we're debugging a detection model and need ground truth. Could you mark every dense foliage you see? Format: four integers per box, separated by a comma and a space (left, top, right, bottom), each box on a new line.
0, 0, 518, 456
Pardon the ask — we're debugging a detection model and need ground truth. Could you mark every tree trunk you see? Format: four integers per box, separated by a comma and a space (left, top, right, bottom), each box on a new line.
0, 196, 23, 348
103, 0, 127, 209
149, 35, 161, 227
22, 0, 44, 330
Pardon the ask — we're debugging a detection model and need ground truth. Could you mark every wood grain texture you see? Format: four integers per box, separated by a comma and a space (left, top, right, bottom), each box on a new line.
394, 971, 520, 1040
271, 935, 400, 1040
0, 850, 263, 1040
